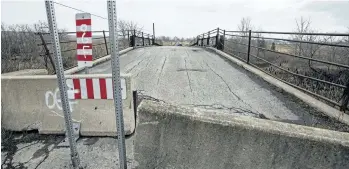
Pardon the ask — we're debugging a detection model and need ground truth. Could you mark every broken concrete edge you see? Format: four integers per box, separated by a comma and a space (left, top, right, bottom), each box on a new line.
207, 47, 349, 126
64, 47, 134, 75
138, 100, 349, 147
2, 69, 48, 76
133, 45, 157, 50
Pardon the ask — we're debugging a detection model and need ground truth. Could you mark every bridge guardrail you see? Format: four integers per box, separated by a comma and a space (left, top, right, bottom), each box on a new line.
192, 28, 349, 112
36, 29, 156, 74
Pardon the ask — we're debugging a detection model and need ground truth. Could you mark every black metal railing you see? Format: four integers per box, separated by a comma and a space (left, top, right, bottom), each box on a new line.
193, 28, 349, 111
36, 29, 156, 73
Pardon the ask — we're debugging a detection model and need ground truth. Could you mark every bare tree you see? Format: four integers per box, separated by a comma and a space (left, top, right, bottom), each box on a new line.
118, 20, 144, 49
292, 17, 311, 56
237, 17, 253, 36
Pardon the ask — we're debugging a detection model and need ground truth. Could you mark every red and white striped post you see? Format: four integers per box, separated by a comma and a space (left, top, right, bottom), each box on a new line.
76, 13, 93, 71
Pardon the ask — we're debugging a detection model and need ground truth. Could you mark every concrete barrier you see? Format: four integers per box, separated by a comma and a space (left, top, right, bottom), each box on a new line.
207, 47, 349, 126
135, 100, 349, 169
1, 74, 134, 136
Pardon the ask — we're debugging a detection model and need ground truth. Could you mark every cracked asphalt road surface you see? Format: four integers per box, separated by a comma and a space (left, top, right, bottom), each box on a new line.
83, 46, 344, 127
4, 46, 348, 169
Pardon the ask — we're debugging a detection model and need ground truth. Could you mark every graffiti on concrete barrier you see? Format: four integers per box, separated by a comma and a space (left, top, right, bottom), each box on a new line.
45, 84, 80, 122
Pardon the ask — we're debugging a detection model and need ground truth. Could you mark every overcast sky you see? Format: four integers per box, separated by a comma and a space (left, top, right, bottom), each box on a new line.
1, 0, 349, 38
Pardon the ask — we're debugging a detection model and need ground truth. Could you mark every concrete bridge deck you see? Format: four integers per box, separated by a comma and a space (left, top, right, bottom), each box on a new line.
81, 46, 344, 130
3, 46, 349, 169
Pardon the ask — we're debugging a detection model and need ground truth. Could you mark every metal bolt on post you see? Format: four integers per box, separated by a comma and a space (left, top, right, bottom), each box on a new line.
107, 1, 127, 168
44, 1, 81, 168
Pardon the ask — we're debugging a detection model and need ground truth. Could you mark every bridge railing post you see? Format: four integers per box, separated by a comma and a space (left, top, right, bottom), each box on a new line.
340, 82, 349, 111
132, 29, 136, 47
148, 34, 150, 46
207, 31, 210, 46
216, 27, 219, 48
142, 32, 144, 46
247, 30, 252, 64
222, 29, 225, 50
103, 30, 109, 55
38, 32, 56, 74
127, 30, 130, 45
201, 33, 204, 46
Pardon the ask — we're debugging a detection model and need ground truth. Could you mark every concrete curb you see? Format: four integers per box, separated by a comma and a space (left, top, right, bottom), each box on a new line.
207, 47, 349, 126
64, 47, 133, 75
138, 100, 349, 146
135, 100, 349, 168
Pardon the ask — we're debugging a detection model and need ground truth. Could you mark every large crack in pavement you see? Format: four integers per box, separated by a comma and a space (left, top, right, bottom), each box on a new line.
183, 103, 267, 119
125, 49, 149, 73
157, 54, 168, 85
134, 48, 163, 79
201, 54, 259, 114
184, 50, 193, 93
203, 61, 241, 101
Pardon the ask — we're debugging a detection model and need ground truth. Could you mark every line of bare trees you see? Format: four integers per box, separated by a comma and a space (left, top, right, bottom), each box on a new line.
1, 20, 144, 74
223, 17, 349, 110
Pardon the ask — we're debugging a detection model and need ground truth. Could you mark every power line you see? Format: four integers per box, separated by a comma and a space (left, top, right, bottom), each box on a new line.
52, 1, 154, 34
53, 1, 107, 20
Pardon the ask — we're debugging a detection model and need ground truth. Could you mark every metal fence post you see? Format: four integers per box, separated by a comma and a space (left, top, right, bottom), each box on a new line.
127, 30, 130, 44
148, 34, 150, 46
222, 29, 226, 50
38, 32, 56, 74
247, 30, 252, 64
153, 23, 155, 44
152, 35, 155, 45
133, 30, 136, 47
201, 33, 204, 46
103, 30, 109, 55
340, 82, 349, 111
142, 32, 144, 46
44, 1, 80, 168
107, 1, 127, 168
216, 27, 219, 48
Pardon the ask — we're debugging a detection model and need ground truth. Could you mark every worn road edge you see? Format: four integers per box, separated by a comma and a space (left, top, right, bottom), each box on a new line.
207, 47, 349, 126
